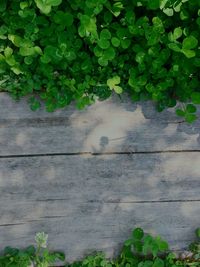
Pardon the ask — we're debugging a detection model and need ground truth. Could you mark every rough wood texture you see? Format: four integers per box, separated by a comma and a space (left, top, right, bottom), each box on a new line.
0, 92, 200, 262
1, 93, 200, 155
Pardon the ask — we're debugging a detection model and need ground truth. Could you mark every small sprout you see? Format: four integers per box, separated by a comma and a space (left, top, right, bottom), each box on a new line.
35, 232, 48, 248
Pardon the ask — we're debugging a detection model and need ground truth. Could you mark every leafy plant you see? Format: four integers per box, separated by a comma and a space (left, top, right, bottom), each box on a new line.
0, 228, 200, 266
0, 0, 200, 121
0, 232, 65, 267
0, 246, 34, 267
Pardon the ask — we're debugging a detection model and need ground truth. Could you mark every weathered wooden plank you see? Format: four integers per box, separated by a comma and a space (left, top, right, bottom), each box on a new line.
0, 201, 199, 261
0, 153, 200, 203
1, 93, 200, 155
0, 153, 200, 260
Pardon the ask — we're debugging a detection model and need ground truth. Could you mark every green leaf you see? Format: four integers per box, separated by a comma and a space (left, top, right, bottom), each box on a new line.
113, 85, 123, 94
111, 37, 120, 47
132, 228, 144, 240
34, 0, 62, 14
191, 92, 200, 104
182, 36, 198, 50
20, 1, 29, 9
53, 11, 74, 27
98, 57, 108, 66
124, 239, 133, 247
0, 0, 6, 12
34, 0, 51, 14
156, 237, 169, 251
173, 27, 182, 40
176, 109, 185, 117
98, 39, 110, 49
180, 10, 189, 20
196, 228, 200, 238
100, 29, 111, 40
181, 49, 196, 58
133, 240, 143, 252
107, 76, 120, 87
163, 8, 174, 16
5, 56, 16, 66
148, 0, 160, 10
103, 46, 115, 60
46, 0, 62, 5
4, 47, 13, 58
29, 97, 41, 111
185, 113, 197, 123
8, 35, 23, 47
121, 39, 131, 49
152, 17, 164, 33
136, 52, 145, 64
107, 76, 123, 94
11, 66, 23, 75
24, 56, 33, 65
168, 43, 181, 52
19, 47, 35, 56
186, 104, 197, 113
153, 258, 164, 267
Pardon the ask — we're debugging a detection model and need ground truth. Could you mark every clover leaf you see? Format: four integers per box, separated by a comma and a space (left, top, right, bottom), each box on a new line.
107, 76, 123, 94
182, 36, 198, 50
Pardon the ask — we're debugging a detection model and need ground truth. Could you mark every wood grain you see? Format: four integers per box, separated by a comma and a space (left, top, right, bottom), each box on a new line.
1, 93, 200, 155
0, 92, 200, 262
0, 154, 200, 260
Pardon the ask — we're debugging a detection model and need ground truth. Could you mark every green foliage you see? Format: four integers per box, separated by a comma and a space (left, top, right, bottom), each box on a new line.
0, 232, 65, 267
0, 0, 200, 120
0, 228, 200, 266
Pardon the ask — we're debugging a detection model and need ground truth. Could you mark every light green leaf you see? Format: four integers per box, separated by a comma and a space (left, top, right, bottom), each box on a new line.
107, 76, 120, 88
5, 56, 16, 66
182, 36, 198, 50
46, 0, 62, 5
163, 8, 174, 16
107, 76, 122, 94
4, 47, 13, 58
11, 66, 23, 75
34, 0, 62, 14
34, 0, 51, 14
173, 27, 182, 40
113, 85, 123, 94
8, 35, 22, 47
181, 49, 196, 58
19, 47, 35, 56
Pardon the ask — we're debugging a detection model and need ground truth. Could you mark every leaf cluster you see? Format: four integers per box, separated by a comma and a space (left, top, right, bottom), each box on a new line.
0, 0, 200, 120
0, 232, 64, 267
0, 228, 200, 267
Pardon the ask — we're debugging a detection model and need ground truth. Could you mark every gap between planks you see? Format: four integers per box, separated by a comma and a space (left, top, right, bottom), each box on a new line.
0, 150, 200, 158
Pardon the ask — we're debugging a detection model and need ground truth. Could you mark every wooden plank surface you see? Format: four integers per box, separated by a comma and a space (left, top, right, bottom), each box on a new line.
0, 92, 200, 262
1, 93, 200, 155
0, 154, 200, 260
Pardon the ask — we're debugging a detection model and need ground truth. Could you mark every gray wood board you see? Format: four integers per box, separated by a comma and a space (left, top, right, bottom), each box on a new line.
1, 93, 200, 155
0, 154, 200, 261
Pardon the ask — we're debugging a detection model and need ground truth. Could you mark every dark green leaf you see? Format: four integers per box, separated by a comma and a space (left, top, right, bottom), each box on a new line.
132, 228, 144, 240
